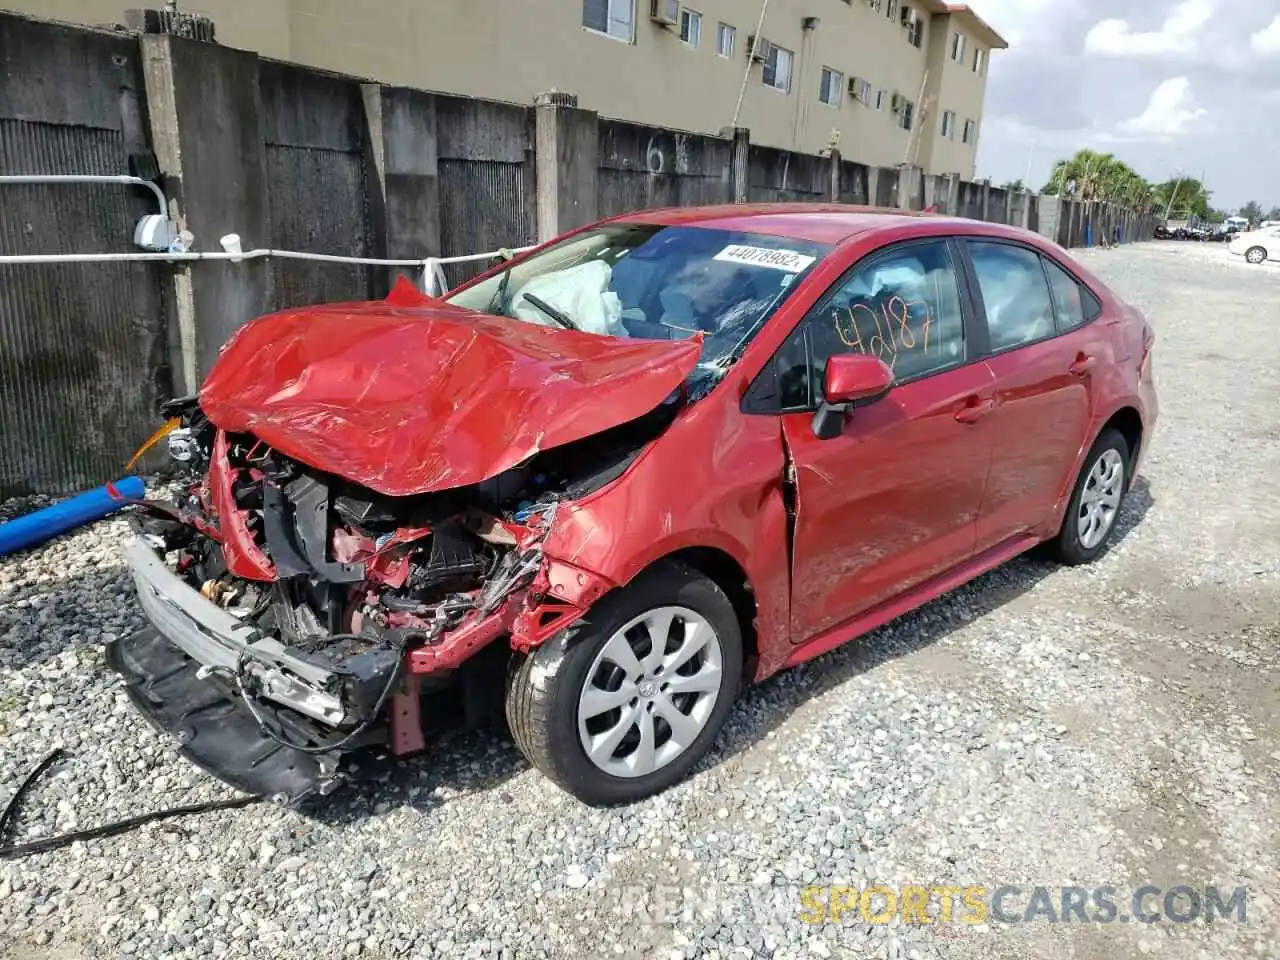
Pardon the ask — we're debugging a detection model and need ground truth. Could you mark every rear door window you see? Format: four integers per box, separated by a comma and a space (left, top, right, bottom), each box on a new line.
967, 242, 1056, 351
1042, 258, 1086, 331
1042, 257, 1101, 331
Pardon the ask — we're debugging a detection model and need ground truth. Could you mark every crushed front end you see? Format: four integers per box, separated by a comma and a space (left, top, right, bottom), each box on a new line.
108, 398, 637, 803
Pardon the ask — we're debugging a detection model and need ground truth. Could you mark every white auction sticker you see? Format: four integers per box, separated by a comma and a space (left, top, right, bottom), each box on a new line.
713, 244, 817, 273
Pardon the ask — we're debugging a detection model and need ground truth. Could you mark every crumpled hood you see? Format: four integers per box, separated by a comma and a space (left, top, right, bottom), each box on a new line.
198, 285, 701, 497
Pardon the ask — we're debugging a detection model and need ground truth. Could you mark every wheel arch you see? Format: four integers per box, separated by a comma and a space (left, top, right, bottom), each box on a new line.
1099, 405, 1143, 486
646, 546, 759, 684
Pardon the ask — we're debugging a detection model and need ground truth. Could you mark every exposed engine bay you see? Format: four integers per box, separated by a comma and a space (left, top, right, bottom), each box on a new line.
116, 395, 675, 799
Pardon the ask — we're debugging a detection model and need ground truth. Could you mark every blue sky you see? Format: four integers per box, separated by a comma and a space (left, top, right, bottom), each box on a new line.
969, 0, 1280, 212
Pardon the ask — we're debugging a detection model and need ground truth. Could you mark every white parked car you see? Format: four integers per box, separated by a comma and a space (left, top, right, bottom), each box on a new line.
1228, 227, 1280, 265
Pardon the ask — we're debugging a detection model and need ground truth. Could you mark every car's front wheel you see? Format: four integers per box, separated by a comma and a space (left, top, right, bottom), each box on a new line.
1050, 428, 1130, 565
506, 561, 742, 806
1246, 245, 1268, 264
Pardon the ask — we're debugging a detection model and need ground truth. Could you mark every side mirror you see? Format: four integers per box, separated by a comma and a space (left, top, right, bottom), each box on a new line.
811, 354, 894, 440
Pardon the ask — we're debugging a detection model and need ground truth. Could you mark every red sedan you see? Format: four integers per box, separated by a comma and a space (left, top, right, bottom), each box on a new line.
113, 205, 1157, 806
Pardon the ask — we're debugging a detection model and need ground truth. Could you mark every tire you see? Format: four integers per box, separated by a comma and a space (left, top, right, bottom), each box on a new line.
505, 561, 742, 806
1049, 428, 1130, 566
1246, 246, 1267, 264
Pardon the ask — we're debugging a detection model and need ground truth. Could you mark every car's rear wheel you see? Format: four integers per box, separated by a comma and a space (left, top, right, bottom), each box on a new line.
1246, 245, 1267, 264
1050, 428, 1130, 565
505, 561, 742, 806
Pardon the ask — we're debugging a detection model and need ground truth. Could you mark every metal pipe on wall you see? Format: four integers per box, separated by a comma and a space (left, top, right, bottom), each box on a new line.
0, 174, 169, 219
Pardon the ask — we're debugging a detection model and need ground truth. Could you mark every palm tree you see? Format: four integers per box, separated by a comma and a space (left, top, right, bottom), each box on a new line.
1042, 150, 1124, 201
1154, 177, 1211, 220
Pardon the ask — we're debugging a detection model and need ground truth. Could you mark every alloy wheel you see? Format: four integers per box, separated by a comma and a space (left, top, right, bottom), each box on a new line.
576, 606, 723, 778
1077, 448, 1125, 550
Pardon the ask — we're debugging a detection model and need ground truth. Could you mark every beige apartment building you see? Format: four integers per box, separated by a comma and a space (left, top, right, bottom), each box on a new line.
16, 0, 1006, 177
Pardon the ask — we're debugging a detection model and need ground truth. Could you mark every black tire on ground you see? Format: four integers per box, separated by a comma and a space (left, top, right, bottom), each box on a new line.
505, 561, 743, 806
1049, 427, 1131, 566
1246, 246, 1267, 264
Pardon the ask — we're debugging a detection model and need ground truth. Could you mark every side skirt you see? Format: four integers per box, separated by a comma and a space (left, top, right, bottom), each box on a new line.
782, 533, 1041, 670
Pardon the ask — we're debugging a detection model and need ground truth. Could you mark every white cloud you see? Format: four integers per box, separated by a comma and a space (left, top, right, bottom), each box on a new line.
1115, 77, 1208, 139
971, 0, 1278, 209
1251, 14, 1280, 54
1085, 0, 1214, 57
965, 0, 1054, 48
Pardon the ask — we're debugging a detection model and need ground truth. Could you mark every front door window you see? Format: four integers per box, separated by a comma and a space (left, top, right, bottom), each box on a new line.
775, 239, 967, 408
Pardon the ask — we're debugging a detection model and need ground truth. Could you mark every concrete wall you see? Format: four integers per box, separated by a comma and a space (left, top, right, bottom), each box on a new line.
0, 9, 1153, 496
597, 121, 734, 220
260, 60, 372, 310
5, 0, 1002, 174
436, 95, 536, 286
746, 147, 829, 204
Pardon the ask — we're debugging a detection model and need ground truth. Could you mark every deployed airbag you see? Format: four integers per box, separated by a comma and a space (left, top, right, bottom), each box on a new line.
511, 260, 625, 337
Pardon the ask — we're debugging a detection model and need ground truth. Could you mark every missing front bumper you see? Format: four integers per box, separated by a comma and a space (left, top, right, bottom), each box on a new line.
124, 535, 348, 724
104, 626, 364, 803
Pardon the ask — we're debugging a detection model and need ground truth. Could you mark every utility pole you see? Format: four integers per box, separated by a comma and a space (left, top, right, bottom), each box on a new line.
1163, 171, 1184, 223
731, 0, 772, 130
903, 70, 930, 167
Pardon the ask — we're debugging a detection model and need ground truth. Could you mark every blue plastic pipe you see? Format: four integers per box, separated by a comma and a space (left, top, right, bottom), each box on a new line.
0, 476, 146, 556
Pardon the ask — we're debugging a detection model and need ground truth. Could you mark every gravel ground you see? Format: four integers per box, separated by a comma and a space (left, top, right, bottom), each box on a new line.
2, 241, 1278, 960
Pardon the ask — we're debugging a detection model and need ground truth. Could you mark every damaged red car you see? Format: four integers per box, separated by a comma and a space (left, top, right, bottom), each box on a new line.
109, 205, 1157, 806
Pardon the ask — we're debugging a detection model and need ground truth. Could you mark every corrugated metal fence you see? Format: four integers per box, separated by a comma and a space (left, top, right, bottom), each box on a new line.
0, 20, 166, 498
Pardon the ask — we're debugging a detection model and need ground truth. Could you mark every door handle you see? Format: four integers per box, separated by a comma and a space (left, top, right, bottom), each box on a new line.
1069, 353, 1096, 377
954, 396, 995, 424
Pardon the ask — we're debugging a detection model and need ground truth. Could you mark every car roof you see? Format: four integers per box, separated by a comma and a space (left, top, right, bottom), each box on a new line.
612, 203, 1016, 246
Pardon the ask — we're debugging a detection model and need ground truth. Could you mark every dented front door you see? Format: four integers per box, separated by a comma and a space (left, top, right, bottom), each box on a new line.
776, 237, 996, 644
782, 364, 996, 643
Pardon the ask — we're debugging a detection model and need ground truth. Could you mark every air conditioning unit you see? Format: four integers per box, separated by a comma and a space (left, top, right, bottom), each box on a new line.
847, 76, 867, 101
891, 92, 906, 113
746, 34, 772, 62
650, 0, 680, 26
900, 5, 917, 25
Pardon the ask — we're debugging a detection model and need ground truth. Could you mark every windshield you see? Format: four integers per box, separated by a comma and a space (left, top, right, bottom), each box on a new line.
445, 223, 830, 394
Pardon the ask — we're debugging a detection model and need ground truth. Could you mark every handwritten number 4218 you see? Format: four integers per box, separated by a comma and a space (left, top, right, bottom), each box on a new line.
833, 295, 934, 371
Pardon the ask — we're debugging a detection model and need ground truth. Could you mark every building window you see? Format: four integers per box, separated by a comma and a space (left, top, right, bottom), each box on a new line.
680, 9, 702, 47
941, 110, 956, 138
898, 99, 914, 130
950, 32, 966, 62
582, 0, 635, 42
874, 88, 886, 110
962, 119, 976, 143
763, 44, 794, 92
716, 22, 735, 57
886, 0, 899, 20
907, 18, 924, 47
973, 48, 986, 74
819, 67, 843, 107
